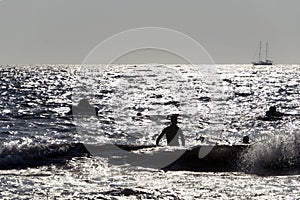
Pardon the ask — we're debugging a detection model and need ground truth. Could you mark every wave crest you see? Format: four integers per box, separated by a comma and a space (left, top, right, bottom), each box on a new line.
240, 132, 300, 175
0, 143, 90, 170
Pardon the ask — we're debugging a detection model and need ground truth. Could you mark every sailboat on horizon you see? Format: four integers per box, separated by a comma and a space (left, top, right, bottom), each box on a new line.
252, 41, 273, 65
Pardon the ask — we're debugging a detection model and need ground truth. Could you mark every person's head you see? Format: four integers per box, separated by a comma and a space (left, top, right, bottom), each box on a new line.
242, 135, 249, 144
170, 114, 178, 124
269, 106, 276, 113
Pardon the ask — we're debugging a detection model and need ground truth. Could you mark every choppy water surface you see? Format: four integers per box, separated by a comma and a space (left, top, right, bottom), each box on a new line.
0, 64, 300, 199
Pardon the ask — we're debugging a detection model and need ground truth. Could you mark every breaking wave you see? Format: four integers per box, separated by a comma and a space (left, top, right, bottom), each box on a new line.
240, 131, 300, 175
0, 143, 90, 170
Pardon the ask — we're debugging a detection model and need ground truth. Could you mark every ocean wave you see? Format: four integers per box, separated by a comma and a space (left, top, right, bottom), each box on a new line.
240, 132, 300, 175
0, 143, 90, 170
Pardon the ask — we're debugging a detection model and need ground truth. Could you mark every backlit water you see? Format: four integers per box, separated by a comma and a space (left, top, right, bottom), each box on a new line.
0, 64, 300, 199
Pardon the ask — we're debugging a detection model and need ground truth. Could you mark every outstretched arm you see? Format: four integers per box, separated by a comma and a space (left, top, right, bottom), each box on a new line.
156, 130, 165, 146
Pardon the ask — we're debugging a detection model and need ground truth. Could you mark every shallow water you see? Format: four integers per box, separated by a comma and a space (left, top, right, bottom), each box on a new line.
0, 64, 300, 199
1, 158, 300, 199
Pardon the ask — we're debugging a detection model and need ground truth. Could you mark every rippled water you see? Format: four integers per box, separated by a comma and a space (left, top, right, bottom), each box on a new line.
0, 64, 300, 199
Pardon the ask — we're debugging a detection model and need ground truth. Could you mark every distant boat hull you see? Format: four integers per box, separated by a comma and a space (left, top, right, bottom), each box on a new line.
252, 60, 273, 66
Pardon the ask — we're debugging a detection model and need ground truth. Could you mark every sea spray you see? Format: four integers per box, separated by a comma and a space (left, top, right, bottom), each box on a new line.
240, 131, 300, 174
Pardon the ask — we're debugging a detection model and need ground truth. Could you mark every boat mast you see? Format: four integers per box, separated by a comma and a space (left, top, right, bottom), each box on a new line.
265, 42, 268, 61
258, 40, 262, 61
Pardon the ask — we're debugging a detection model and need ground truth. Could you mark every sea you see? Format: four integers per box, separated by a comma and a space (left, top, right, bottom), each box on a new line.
0, 64, 300, 199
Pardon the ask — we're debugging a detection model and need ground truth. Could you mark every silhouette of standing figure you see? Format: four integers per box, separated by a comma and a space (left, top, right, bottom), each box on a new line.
265, 106, 284, 117
156, 115, 185, 146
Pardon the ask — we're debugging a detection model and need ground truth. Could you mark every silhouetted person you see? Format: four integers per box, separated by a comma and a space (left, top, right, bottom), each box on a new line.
156, 115, 185, 146
259, 105, 299, 121
265, 106, 284, 117
242, 136, 250, 144
67, 99, 99, 116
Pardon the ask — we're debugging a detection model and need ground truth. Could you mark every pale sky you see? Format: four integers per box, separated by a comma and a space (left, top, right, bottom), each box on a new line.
0, 0, 299, 64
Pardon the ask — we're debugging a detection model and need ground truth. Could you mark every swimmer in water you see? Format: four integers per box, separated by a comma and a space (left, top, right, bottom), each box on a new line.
156, 115, 185, 146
